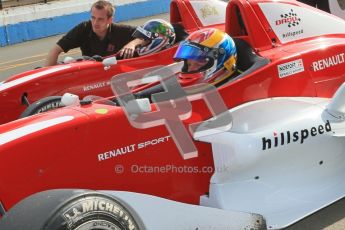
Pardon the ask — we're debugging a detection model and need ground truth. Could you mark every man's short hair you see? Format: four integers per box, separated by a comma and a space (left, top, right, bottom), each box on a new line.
92, 0, 115, 18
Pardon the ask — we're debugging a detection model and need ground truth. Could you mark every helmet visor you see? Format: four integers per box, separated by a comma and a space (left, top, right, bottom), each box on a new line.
132, 26, 154, 40
173, 41, 209, 62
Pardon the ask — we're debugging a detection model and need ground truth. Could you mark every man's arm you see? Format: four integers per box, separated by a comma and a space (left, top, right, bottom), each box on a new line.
45, 22, 87, 66
117, 38, 148, 59
46, 44, 64, 66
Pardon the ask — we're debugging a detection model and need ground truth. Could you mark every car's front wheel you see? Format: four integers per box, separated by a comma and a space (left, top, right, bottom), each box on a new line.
0, 190, 142, 230
19, 96, 64, 118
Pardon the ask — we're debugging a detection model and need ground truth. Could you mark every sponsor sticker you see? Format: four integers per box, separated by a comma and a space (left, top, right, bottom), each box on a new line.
277, 59, 304, 78
190, 1, 226, 26
200, 4, 219, 19
98, 136, 171, 161
262, 120, 332, 150
259, 3, 345, 43
95, 108, 109, 115
275, 9, 301, 27
312, 53, 345, 72
62, 197, 137, 229
83, 81, 109, 92
275, 9, 304, 40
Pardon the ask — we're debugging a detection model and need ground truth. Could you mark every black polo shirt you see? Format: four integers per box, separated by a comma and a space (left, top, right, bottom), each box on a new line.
57, 21, 136, 57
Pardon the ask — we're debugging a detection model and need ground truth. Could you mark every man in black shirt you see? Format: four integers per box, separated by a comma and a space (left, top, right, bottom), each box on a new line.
46, 0, 146, 66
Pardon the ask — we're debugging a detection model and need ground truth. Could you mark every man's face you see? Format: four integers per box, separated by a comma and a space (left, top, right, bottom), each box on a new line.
187, 59, 208, 72
91, 7, 113, 36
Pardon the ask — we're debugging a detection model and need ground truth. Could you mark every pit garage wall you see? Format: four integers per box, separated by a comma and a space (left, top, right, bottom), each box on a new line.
0, 0, 170, 47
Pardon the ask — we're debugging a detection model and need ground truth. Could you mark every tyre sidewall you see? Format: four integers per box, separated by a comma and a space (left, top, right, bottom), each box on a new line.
44, 193, 141, 230
20, 96, 63, 118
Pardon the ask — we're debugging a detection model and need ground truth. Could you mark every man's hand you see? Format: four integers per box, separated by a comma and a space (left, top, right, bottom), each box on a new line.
118, 43, 136, 59
117, 38, 147, 59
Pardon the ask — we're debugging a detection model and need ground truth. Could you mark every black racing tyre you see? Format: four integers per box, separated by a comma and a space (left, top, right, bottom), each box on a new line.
338, 0, 345, 10
0, 189, 143, 230
19, 96, 64, 118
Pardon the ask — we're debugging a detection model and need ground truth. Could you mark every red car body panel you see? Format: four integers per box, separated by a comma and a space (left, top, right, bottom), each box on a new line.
0, 0, 226, 125
0, 0, 345, 213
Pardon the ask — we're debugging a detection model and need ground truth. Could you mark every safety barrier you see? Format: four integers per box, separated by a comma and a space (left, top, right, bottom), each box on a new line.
0, 0, 51, 10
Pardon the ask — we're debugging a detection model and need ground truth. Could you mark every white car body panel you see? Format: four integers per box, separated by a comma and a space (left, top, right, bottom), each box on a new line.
102, 191, 266, 230
194, 85, 345, 229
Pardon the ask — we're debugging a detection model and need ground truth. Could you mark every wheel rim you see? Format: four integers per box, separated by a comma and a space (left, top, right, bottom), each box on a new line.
74, 219, 122, 230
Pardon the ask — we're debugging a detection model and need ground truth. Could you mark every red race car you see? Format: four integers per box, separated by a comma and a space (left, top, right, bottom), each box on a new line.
0, 0, 226, 125
1, 0, 345, 229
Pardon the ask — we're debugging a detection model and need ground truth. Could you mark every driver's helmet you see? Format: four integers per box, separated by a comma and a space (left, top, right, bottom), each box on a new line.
173, 28, 237, 81
132, 19, 176, 56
